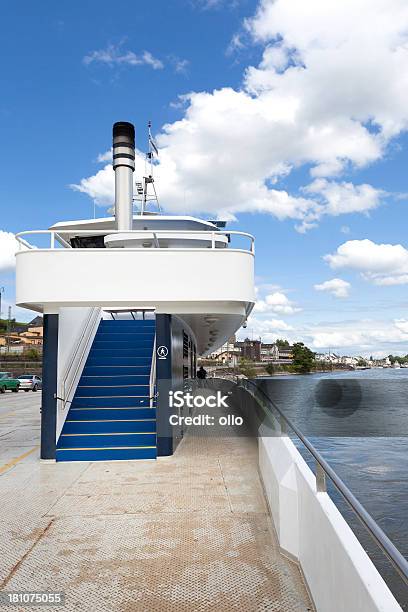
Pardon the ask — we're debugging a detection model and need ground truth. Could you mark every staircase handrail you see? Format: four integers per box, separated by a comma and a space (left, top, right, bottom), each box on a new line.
59, 307, 102, 410
149, 334, 156, 408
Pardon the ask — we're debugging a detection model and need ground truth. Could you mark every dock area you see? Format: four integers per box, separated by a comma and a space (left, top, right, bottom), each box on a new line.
0, 392, 312, 611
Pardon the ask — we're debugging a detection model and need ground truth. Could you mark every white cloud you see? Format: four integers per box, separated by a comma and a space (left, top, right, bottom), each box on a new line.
307, 318, 408, 350
0, 231, 20, 272
96, 150, 112, 163
243, 313, 408, 354
71, 149, 147, 207
168, 56, 190, 75
74, 0, 408, 229
84, 45, 164, 70
304, 179, 383, 216
394, 319, 408, 334
193, 0, 237, 9
325, 239, 408, 285
314, 278, 351, 298
226, 33, 245, 56
251, 317, 293, 331
238, 316, 294, 342
254, 291, 301, 315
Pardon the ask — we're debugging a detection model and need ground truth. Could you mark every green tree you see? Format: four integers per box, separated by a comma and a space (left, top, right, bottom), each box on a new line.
24, 348, 40, 360
239, 358, 257, 379
276, 338, 290, 348
265, 363, 276, 376
291, 342, 315, 374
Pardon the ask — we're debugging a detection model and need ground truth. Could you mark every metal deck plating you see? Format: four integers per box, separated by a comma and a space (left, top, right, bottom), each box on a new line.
0, 392, 312, 611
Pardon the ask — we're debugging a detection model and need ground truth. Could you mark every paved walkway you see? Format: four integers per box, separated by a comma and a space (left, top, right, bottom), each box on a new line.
0, 392, 313, 611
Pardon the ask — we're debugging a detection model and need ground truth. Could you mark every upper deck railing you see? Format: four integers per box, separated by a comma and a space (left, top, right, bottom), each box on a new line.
15, 229, 255, 254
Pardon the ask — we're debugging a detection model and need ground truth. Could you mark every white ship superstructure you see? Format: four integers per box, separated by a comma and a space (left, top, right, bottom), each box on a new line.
15, 121, 255, 462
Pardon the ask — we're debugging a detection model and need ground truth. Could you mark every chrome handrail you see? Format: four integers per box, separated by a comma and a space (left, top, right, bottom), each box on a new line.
239, 378, 408, 586
15, 229, 255, 254
149, 335, 156, 409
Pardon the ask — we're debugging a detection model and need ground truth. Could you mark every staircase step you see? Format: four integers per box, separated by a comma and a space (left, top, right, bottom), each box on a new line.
71, 396, 151, 408
88, 348, 152, 357
76, 385, 150, 398
69, 407, 156, 420
82, 365, 151, 376
63, 419, 156, 434
100, 320, 155, 328
79, 375, 150, 386
86, 357, 152, 367
95, 332, 155, 340
58, 432, 156, 448
56, 446, 157, 462
92, 341, 154, 349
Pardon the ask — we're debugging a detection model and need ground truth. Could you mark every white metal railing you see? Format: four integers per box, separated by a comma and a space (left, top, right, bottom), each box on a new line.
149, 335, 156, 409
59, 307, 101, 413
239, 378, 408, 587
15, 229, 255, 255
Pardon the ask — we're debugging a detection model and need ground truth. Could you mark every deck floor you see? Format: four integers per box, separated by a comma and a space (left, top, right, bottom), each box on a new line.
0, 392, 313, 611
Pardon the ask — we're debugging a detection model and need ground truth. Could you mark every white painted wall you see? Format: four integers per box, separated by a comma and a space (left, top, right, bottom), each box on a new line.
56, 307, 101, 438
259, 434, 402, 612
15, 248, 255, 309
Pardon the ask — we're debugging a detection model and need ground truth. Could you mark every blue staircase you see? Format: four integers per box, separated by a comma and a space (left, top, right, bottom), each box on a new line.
56, 319, 157, 462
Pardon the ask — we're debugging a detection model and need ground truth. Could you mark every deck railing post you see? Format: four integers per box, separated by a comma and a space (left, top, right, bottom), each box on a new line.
279, 414, 287, 436
316, 462, 327, 493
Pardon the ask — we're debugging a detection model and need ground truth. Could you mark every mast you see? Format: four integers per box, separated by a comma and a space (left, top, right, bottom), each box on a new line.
134, 121, 162, 215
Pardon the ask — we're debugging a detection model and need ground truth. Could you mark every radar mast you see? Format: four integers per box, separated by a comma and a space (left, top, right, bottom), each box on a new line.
134, 121, 162, 215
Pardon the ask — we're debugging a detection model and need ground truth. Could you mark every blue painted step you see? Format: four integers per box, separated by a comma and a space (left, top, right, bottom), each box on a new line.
57, 318, 157, 462
75, 385, 150, 397
92, 341, 154, 349
56, 447, 157, 462
100, 321, 155, 329
95, 328, 155, 341
63, 420, 156, 434
59, 432, 156, 448
86, 357, 152, 367
88, 348, 152, 358
69, 407, 156, 420
79, 375, 150, 386
82, 366, 151, 376
71, 396, 151, 408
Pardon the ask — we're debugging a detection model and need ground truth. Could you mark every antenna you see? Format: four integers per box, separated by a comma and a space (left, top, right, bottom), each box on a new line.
133, 120, 162, 215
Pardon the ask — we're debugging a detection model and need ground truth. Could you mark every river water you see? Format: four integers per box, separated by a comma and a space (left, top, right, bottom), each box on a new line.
256, 369, 408, 608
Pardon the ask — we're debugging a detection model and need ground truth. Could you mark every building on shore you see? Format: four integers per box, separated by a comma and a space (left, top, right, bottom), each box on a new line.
0, 317, 43, 354
235, 338, 261, 361
209, 337, 293, 365
260, 343, 279, 361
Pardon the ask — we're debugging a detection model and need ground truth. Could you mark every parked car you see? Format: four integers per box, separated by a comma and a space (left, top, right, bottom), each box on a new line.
17, 375, 42, 392
0, 372, 20, 393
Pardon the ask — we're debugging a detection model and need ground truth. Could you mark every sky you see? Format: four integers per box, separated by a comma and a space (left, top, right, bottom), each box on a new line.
1, 0, 408, 357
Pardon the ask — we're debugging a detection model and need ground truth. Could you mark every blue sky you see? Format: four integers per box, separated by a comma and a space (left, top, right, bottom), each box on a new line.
1, 0, 408, 357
